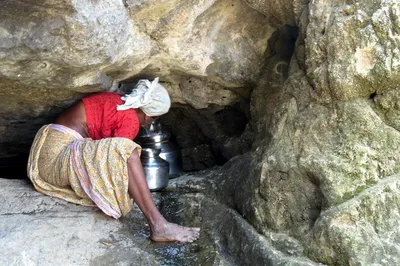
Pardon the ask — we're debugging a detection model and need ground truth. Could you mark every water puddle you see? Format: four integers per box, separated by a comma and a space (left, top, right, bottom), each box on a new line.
118, 181, 317, 266
122, 192, 237, 266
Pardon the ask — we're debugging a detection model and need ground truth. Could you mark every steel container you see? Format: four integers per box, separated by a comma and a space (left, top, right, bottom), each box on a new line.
141, 141, 182, 177
141, 148, 169, 191
135, 120, 183, 176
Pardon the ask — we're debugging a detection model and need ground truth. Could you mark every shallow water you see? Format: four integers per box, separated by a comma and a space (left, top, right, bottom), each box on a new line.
121, 192, 236, 266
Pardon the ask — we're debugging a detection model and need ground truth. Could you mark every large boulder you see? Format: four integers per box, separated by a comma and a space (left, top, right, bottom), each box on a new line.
305, 0, 400, 103
0, 0, 273, 157
306, 174, 400, 265
0, 177, 322, 266
234, 1, 400, 265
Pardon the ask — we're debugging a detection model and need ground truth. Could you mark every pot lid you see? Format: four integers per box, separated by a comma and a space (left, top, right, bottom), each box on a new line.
134, 119, 171, 144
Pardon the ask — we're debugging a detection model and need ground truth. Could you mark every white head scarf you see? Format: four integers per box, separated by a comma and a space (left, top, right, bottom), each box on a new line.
116, 77, 171, 116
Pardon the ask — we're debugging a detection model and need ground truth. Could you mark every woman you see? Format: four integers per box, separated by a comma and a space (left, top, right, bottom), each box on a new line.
27, 78, 200, 242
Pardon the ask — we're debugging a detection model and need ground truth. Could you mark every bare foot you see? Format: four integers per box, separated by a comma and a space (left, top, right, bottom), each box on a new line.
150, 221, 200, 243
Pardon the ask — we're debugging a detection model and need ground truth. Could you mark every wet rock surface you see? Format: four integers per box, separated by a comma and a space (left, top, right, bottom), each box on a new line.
0, 175, 321, 266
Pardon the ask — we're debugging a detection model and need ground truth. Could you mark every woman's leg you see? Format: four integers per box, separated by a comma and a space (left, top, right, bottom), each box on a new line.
127, 149, 200, 242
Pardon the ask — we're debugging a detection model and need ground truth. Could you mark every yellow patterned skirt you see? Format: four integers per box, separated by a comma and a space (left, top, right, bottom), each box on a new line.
27, 124, 141, 219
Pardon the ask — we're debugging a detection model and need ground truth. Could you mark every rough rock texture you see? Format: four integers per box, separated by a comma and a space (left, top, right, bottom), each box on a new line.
244, 0, 308, 27
2, 0, 400, 265
0, 0, 273, 156
0, 177, 322, 266
0, 79, 85, 156
305, 0, 400, 104
234, 0, 400, 265
0, 179, 158, 265
306, 174, 400, 265
162, 103, 252, 170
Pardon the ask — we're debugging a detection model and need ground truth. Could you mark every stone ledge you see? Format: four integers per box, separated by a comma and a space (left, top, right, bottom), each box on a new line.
0, 178, 157, 266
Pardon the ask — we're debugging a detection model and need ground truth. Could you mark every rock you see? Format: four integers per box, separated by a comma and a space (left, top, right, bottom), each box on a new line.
232, 0, 400, 264
125, 0, 274, 85
306, 174, 400, 265
0, 0, 145, 88
242, 67, 400, 240
165, 175, 324, 266
181, 144, 216, 171
306, 0, 400, 103
0, 178, 158, 265
173, 76, 240, 110
250, 24, 298, 138
162, 103, 251, 169
0, 176, 322, 266
3, 0, 400, 264
0, 0, 273, 157
243, 0, 308, 27
0, 79, 85, 157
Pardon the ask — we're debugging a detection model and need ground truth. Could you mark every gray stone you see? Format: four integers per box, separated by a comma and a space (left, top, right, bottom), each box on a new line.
2, 0, 400, 265
306, 0, 400, 103
0, 0, 273, 156
181, 144, 217, 171
306, 174, 400, 265
162, 104, 251, 169
0, 176, 322, 266
233, 0, 400, 264
0, 179, 158, 266
244, 0, 308, 27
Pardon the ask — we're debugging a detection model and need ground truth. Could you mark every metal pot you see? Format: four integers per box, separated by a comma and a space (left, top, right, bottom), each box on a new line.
135, 120, 183, 176
135, 119, 171, 144
141, 141, 182, 177
141, 148, 169, 192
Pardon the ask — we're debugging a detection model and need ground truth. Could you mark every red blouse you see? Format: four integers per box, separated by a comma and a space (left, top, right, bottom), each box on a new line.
82, 92, 140, 140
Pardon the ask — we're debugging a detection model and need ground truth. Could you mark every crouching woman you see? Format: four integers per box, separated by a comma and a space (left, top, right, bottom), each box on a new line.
27, 78, 200, 242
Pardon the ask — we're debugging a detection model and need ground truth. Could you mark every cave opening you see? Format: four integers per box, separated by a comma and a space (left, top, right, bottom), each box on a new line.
161, 102, 251, 173
0, 91, 251, 180
117, 77, 253, 176
0, 23, 299, 181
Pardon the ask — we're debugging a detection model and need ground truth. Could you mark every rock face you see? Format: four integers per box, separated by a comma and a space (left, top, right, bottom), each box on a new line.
0, 0, 272, 156
234, 0, 400, 265
307, 174, 400, 265
2, 0, 400, 265
244, 0, 307, 27
0, 0, 268, 222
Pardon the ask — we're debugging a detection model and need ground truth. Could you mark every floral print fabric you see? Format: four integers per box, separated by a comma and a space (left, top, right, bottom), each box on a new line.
27, 124, 141, 219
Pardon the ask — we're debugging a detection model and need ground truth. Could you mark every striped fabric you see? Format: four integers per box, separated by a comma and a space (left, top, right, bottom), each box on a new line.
27, 124, 141, 219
